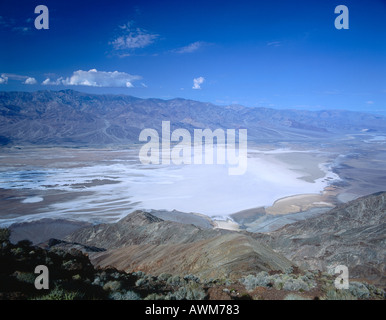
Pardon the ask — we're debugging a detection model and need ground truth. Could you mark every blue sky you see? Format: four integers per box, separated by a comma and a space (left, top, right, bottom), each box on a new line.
0, 0, 385, 114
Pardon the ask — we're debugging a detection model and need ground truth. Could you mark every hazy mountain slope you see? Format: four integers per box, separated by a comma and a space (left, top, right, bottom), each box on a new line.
256, 192, 386, 286
1, 90, 386, 145
90, 233, 294, 280
64, 211, 227, 249
65, 210, 294, 279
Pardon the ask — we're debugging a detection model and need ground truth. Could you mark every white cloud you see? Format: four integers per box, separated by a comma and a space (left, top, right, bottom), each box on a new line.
193, 77, 205, 90
24, 77, 37, 85
175, 41, 206, 53
1, 73, 36, 84
110, 22, 158, 51
366, 100, 374, 105
0, 74, 8, 84
42, 77, 63, 85
43, 69, 141, 88
2, 73, 26, 81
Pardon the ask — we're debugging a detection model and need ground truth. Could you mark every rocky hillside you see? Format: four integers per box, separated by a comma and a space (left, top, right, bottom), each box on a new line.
64, 211, 294, 279
1, 90, 386, 145
256, 192, 386, 287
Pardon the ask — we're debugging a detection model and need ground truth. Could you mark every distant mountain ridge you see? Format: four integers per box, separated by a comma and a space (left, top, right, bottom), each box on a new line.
1, 90, 386, 145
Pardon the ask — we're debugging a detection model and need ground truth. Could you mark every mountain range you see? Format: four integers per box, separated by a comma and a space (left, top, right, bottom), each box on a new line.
1, 90, 386, 146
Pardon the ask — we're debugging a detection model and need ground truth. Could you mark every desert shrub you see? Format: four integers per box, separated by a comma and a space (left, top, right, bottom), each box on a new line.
203, 278, 216, 285
110, 271, 122, 279
349, 282, 370, 299
14, 272, 36, 284
34, 286, 83, 300
16, 239, 33, 248
0, 228, 11, 242
284, 267, 294, 274
103, 280, 121, 291
283, 278, 310, 291
109, 290, 141, 300
273, 280, 284, 290
72, 274, 81, 281
145, 293, 165, 300
241, 272, 272, 291
166, 275, 181, 286
365, 284, 385, 298
158, 273, 172, 281
170, 282, 206, 300
92, 276, 103, 287
10, 247, 24, 256
132, 271, 145, 278
242, 272, 315, 292
324, 288, 357, 300
183, 274, 200, 283
61, 259, 82, 271
284, 294, 311, 300
135, 278, 147, 287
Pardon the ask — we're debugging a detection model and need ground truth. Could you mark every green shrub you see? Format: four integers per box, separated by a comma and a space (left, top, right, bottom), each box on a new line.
109, 290, 141, 300
14, 272, 36, 284
283, 278, 310, 291
349, 282, 370, 299
170, 282, 206, 300
34, 287, 83, 300
158, 273, 172, 281
103, 280, 121, 291
166, 275, 181, 286
135, 278, 147, 287
323, 287, 357, 300
145, 293, 165, 300
0, 228, 11, 242
284, 294, 311, 300
183, 274, 200, 283
16, 239, 33, 248
241, 272, 272, 291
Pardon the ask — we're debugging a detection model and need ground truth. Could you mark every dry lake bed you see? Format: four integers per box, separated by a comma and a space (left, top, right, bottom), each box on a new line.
1, 134, 386, 237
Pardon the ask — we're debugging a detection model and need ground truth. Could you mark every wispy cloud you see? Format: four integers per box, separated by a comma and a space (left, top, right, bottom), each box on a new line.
0, 16, 14, 28
193, 76, 205, 90
12, 26, 31, 34
0, 16, 30, 33
266, 41, 282, 47
42, 69, 142, 88
174, 41, 207, 54
1, 73, 36, 84
366, 100, 374, 105
110, 21, 158, 53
